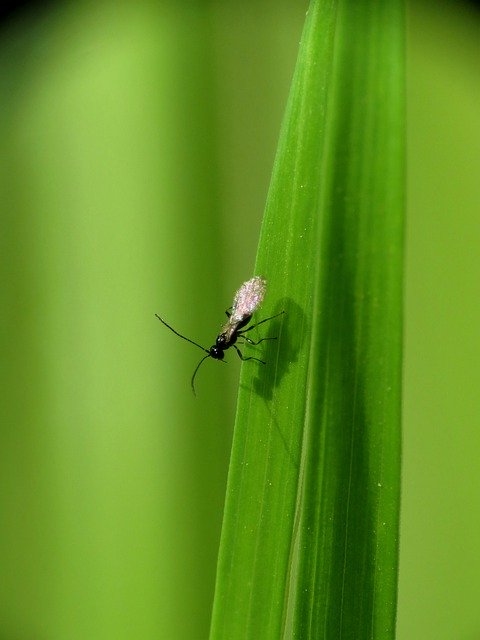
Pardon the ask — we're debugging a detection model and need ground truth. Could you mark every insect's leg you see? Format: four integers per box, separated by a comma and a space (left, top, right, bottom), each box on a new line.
239, 336, 277, 346
239, 310, 285, 334
225, 306, 233, 318
233, 345, 265, 364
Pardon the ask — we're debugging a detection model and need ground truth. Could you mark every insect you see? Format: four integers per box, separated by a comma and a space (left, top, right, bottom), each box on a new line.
156, 276, 284, 395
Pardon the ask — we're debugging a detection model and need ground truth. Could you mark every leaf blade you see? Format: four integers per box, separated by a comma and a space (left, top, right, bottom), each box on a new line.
210, 0, 404, 637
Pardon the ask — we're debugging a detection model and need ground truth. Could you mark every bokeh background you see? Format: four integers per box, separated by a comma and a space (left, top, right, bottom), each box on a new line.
0, 1, 478, 639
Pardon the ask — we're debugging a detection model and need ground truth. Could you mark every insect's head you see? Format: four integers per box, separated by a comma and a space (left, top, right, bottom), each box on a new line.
210, 333, 227, 360
208, 344, 225, 360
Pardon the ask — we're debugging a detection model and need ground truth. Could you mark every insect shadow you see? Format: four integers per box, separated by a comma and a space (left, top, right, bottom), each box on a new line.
249, 297, 305, 401
239, 297, 305, 471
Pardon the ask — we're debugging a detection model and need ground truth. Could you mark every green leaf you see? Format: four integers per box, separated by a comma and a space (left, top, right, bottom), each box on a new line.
210, 0, 404, 638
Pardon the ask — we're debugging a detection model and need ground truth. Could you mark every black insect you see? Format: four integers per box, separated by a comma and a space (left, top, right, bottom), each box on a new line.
155, 276, 284, 395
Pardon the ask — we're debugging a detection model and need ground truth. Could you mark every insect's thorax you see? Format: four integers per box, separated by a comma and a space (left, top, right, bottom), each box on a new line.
221, 314, 251, 344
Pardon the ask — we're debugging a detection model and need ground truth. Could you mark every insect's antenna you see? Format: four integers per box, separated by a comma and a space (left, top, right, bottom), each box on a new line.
191, 354, 211, 396
155, 314, 208, 353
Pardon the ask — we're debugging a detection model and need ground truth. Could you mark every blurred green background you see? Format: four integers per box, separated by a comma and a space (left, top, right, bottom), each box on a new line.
0, 1, 478, 639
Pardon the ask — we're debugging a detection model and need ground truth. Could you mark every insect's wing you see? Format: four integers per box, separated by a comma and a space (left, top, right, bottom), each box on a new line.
231, 276, 266, 321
